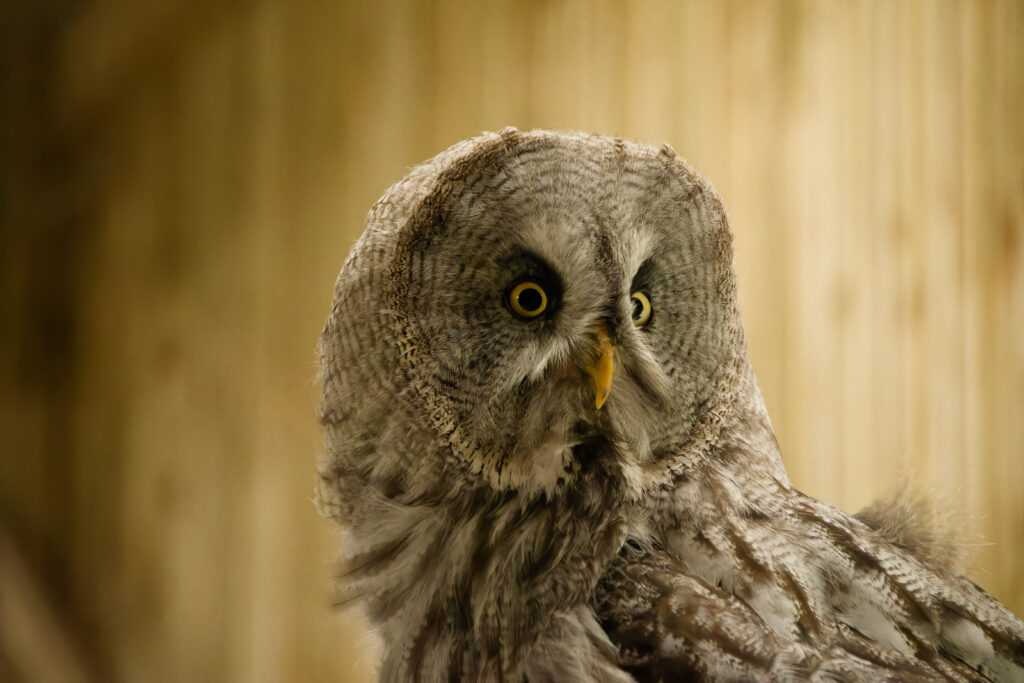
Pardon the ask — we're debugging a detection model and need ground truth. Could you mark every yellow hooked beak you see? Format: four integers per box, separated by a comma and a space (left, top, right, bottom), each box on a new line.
583, 322, 616, 410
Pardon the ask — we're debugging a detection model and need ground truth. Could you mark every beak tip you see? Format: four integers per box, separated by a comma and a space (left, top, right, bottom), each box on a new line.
584, 322, 616, 411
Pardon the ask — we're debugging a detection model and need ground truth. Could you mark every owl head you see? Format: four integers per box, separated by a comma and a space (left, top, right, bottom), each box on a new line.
319, 129, 771, 508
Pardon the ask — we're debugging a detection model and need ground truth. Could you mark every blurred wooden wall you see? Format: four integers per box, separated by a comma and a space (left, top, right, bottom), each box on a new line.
1, 1, 1021, 681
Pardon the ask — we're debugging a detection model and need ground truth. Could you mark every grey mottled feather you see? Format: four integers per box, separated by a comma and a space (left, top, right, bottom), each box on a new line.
317, 129, 1024, 681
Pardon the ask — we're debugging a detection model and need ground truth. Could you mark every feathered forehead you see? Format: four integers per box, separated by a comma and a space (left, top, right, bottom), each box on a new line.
381, 128, 738, 311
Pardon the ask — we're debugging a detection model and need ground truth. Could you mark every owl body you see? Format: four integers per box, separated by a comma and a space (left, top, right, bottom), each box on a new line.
317, 129, 1024, 681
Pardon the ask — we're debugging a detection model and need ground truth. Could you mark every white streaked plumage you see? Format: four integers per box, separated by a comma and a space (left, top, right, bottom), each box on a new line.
317, 128, 1024, 681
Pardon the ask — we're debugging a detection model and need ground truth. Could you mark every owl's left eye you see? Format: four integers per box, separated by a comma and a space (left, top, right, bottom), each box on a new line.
508, 281, 549, 319
630, 291, 652, 327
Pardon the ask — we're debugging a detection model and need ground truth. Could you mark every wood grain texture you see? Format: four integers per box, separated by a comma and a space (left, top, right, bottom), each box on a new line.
1, 1, 1021, 680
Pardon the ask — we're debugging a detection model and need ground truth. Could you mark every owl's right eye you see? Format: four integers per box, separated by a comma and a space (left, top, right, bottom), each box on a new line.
508, 281, 549, 319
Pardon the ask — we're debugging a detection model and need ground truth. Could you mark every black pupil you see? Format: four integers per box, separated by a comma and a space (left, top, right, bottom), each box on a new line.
518, 287, 543, 312
632, 296, 644, 320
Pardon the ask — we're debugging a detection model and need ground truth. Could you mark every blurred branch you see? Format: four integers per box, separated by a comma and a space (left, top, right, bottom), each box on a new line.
0, 528, 96, 683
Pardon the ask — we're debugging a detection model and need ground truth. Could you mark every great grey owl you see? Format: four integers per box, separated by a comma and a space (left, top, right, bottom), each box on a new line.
316, 128, 1024, 681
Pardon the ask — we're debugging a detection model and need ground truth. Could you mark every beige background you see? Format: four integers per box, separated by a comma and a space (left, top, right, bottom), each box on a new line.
2, 1, 1021, 681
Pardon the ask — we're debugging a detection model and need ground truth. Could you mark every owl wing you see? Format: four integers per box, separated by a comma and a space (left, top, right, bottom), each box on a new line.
593, 544, 985, 682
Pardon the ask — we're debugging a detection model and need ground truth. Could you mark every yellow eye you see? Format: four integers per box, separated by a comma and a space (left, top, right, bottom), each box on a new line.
630, 291, 652, 327
509, 281, 548, 318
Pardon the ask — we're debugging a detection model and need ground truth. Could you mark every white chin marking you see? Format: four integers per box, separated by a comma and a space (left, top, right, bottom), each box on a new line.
497, 441, 573, 494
